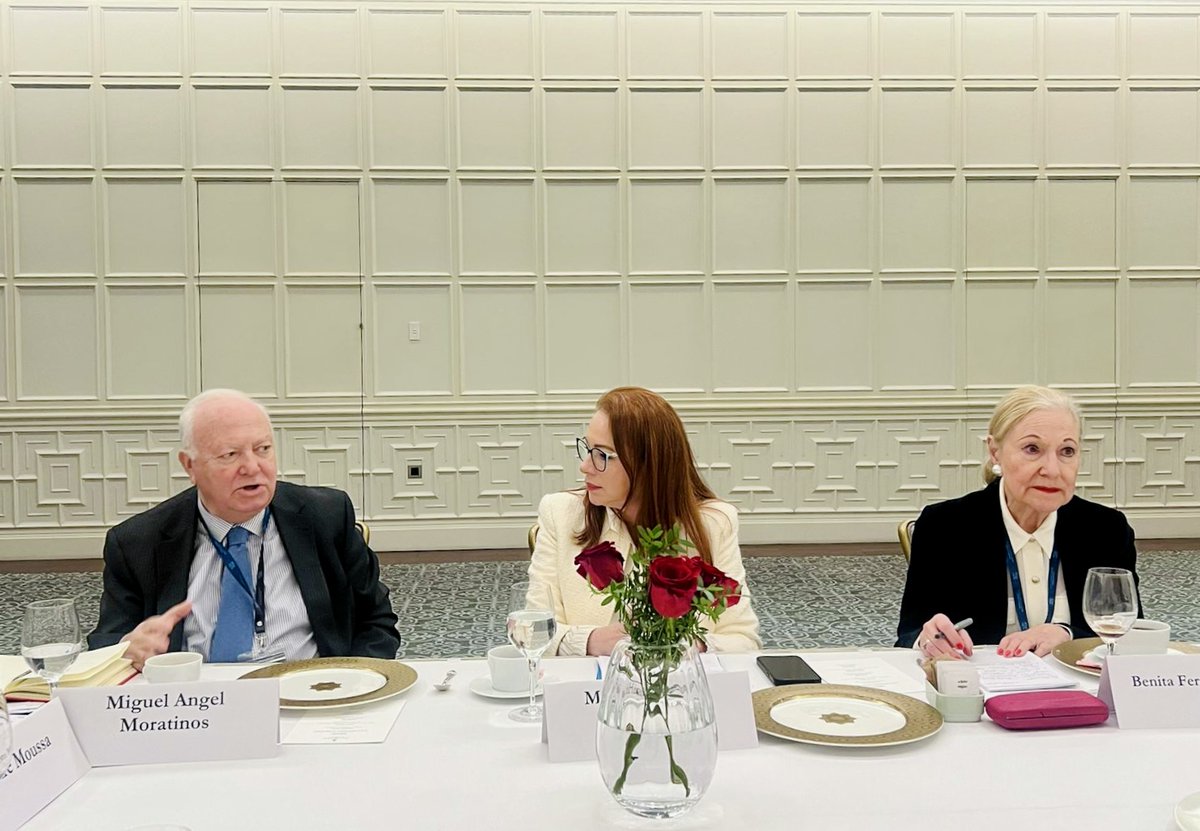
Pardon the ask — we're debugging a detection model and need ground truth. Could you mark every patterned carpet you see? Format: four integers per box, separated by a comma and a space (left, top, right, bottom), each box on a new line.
2, 550, 1198, 657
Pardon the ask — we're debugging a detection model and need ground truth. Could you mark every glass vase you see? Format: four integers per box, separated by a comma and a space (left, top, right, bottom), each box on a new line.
595, 640, 717, 819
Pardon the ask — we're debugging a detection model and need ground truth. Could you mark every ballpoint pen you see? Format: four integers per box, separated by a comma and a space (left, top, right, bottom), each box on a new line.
933, 617, 974, 642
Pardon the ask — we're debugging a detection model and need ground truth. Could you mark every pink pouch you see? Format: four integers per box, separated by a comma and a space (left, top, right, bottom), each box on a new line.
985, 691, 1109, 730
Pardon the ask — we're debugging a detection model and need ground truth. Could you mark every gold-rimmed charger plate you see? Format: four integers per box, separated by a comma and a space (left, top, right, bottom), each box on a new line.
241, 657, 417, 710
753, 684, 942, 747
1051, 637, 1200, 677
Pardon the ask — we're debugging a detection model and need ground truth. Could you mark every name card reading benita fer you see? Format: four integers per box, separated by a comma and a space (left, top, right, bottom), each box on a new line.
0, 699, 91, 831
58, 678, 280, 766
1097, 654, 1200, 729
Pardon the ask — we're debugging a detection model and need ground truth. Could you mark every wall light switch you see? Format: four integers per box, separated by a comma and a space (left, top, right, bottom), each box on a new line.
408, 321, 421, 341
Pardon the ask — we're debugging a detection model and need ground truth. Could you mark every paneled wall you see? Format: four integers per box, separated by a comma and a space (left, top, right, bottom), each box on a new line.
2, 0, 1200, 557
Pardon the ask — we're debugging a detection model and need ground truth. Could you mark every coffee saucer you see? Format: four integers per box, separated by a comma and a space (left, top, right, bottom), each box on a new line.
1176, 790, 1200, 831
1081, 646, 1106, 668
469, 676, 551, 699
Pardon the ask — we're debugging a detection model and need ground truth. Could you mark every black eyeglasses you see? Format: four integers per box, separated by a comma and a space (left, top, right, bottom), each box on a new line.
576, 438, 618, 472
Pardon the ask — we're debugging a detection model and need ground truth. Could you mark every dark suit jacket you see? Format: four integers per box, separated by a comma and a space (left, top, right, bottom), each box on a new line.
88, 482, 400, 659
895, 479, 1139, 648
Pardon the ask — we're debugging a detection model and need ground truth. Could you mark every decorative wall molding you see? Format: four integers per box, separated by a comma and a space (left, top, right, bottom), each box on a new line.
4, 0, 1200, 556
1, 405, 1199, 557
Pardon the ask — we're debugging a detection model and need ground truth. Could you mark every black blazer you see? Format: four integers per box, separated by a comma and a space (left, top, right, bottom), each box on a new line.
88, 481, 400, 659
895, 479, 1138, 648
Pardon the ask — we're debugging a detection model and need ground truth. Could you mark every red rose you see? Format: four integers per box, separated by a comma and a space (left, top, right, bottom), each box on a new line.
699, 562, 741, 607
574, 541, 625, 590
648, 556, 703, 618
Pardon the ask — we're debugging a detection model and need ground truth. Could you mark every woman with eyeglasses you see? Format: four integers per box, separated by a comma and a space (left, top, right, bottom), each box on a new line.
527, 386, 761, 656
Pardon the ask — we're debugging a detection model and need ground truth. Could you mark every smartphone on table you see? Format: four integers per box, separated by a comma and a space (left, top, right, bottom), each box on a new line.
756, 655, 822, 686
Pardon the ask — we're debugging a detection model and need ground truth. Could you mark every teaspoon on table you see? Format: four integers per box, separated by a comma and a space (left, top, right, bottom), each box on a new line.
433, 669, 456, 691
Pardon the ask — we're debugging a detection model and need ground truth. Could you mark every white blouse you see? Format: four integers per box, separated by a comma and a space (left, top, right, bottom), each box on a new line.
527, 491, 762, 656
998, 484, 1071, 634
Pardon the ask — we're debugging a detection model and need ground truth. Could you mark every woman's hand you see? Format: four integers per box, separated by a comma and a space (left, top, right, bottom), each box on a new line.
917, 613, 974, 659
997, 623, 1071, 658
586, 623, 628, 657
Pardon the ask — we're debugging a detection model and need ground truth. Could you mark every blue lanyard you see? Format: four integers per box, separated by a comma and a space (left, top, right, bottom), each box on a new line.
1004, 537, 1059, 631
198, 508, 270, 636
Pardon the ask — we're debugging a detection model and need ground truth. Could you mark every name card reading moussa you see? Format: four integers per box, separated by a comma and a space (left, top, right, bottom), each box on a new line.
0, 699, 91, 831
58, 678, 280, 766
1097, 654, 1200, 729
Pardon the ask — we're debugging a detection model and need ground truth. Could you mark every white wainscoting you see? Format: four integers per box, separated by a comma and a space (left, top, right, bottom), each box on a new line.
1, 1, 1200, 557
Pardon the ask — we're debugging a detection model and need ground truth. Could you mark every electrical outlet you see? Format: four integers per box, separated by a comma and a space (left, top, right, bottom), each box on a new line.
408, 321, 421, 342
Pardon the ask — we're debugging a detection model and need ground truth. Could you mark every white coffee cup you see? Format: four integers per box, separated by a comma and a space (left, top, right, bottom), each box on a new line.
487, 645, 528, 692
1113, 619, 1171, 656
143, 652, 203, 684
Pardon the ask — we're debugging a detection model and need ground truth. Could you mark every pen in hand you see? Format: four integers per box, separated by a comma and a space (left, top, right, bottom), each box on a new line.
933, 617, 974, 642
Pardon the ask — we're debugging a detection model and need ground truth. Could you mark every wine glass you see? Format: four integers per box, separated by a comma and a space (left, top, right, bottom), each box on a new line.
1082, 567, 1138, 656
21, 598, 83, 697
506, 581, 556, 723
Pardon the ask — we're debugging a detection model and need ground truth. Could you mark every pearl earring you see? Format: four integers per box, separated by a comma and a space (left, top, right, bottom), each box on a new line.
991, 463, 1002, 477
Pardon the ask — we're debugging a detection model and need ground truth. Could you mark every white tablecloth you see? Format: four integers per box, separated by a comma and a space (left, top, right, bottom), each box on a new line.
19, 650, 1196, 831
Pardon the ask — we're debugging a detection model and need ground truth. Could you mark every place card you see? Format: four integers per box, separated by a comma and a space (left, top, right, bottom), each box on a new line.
57, 678, 280, 766
1097, 654, 1200, 729
705, 669, 758, 750
0, 699, 91, 831
542, 679, 602, 762
541, 670, 756, 763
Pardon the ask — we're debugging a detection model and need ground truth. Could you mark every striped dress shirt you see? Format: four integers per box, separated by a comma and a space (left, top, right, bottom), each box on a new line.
184, 498, 319, 662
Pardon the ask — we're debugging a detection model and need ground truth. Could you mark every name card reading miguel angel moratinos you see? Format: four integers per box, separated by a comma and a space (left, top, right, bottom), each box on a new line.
1097, 654, 1200, 729
57, 679, 280, 766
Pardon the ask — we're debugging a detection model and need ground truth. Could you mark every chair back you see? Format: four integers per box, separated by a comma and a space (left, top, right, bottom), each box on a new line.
355, 520, 371, 546
897, 519, 916, 563
527, 523, 539, 555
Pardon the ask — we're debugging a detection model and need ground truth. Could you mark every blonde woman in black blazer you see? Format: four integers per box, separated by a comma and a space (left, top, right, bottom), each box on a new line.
896, 386, 1138, 659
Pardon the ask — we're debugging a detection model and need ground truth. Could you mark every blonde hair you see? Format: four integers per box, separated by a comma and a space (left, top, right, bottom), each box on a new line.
984, 386, 1081, 484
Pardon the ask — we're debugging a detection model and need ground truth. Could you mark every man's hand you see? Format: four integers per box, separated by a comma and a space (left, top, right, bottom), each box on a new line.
120, 601, 192, 670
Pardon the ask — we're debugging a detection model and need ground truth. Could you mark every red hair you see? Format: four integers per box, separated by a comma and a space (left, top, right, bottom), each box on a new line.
576, 387, 719, 563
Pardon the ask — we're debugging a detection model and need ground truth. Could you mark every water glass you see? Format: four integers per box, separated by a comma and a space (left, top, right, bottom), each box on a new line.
21, 598, 83, 696
506, 581, 556, 723
1082, 567, 1138, 655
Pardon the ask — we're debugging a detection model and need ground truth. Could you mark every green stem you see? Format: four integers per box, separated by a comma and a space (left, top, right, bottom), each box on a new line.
612, 731, 641, 796
665, 733, 690, 793
611, 644, 691, 798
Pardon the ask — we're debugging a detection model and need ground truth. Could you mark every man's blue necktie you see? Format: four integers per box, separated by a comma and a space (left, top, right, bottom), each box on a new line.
210, 525, 253, 662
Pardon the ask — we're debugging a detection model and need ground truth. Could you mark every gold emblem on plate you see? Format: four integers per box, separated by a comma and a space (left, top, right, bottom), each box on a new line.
820, 712, 856, 725
310, 681, 342, 692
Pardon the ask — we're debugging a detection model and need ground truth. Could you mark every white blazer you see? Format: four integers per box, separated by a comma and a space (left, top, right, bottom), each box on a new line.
528, 490, 762, 656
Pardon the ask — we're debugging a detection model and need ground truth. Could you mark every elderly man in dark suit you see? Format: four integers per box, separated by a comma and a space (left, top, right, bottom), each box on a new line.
89, 389, 399, 669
